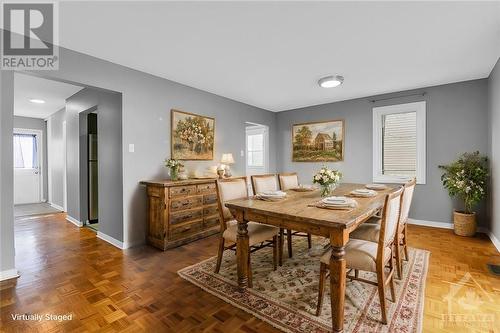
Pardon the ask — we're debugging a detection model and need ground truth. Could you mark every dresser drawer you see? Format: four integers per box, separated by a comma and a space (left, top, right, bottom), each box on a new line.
170, 220, 204, 240
197, 182, 216, 194
203, 204, 218, 217
204, 215, 220, 229
170, 208, 203, 225
170, 185, 197, 197
171, 196, 203, 211
203, 193, 218, 205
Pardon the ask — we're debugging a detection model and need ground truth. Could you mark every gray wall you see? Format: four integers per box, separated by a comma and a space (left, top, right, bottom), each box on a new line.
276, 79, 490, 226
47, 108, 66, 209
489, 58, 500, 241
65, 88, 122, 241
0, 70, 15, 274
13, 116, 48, 201
21, 46, 277, 247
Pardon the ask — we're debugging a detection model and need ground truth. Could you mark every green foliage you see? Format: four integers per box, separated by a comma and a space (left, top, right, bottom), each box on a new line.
439, 151, 488, 214
294, 126, 312, 147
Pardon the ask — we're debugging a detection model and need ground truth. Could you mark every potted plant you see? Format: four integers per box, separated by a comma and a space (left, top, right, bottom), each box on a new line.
439, 151, 488, 236
313, 166, 342, 197
165, 158, 183, 181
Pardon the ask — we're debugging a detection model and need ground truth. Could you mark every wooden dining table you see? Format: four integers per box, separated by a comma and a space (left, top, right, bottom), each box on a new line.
224, 183, 399, 333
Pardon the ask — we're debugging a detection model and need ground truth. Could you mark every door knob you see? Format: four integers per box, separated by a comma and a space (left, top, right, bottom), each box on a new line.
34, 171, 39, 174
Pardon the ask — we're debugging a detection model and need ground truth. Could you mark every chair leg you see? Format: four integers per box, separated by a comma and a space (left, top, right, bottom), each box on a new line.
394, 238, 402, 280
273, 235, 278, 271
287, 229, 293, 258
354, 269, 359, 278
248, 251, 253, 288
403, 225, 409, 261
376, 266, 388, 324
388, 256, 396, 302
307, 233, 312, 249
316, 262, 327, 316
279, 228, 284, 266
214, 237, 225, 273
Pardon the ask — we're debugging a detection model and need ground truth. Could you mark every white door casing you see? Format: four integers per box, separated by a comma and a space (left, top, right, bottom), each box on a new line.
13, 128, 43, 204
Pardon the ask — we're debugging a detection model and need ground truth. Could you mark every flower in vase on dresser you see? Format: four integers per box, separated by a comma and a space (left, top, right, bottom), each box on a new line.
165, 158, 184, 181
312, 166, 342, 197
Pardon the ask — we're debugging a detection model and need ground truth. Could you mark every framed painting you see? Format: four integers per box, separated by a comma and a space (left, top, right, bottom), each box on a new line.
292, 119, 344, 162
171, 109, 215, 160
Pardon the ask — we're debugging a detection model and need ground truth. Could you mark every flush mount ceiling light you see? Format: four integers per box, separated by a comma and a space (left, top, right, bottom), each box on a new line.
29, 99, 46, 104
318, 75, 344, 88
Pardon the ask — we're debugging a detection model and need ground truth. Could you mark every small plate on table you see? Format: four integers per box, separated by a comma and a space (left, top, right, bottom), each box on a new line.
290, 184, 315, 192
365, 183, 389, 191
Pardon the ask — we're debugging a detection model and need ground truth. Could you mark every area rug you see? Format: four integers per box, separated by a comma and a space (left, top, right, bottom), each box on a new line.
178, 237, 429, 333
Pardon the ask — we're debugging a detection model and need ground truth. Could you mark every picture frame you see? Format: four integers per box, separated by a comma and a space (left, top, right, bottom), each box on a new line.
171, 109, 215, 160
291, 119, 345, 162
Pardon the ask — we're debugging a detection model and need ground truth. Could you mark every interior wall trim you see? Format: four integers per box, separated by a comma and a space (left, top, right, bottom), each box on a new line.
49, 202, 64, 212
65, 215, 83, 227
0, 268, 19, 282
97, 231, 124, 249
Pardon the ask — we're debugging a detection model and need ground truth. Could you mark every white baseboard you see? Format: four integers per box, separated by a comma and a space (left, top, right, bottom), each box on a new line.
65, 215, 83, 227
0, 268, 19, 281
408, 218, 453, 229
486, 230, 500, 253
97, 231, 124, 249
49, 202, 64, 211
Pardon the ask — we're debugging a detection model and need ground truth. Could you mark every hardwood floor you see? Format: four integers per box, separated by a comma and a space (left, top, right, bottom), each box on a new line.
1, 213, 498, 332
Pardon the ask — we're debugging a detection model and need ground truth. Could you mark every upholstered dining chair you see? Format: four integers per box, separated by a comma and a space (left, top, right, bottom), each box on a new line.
316, 187, 403, 325
214, 177, 282, 287
277, 172, 313, 256
349, 179, 416, 278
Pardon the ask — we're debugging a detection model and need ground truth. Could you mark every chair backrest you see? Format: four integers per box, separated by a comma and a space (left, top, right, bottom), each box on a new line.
378, 186, 404, 249
215, 177, 248, 230
278, 172, 299, 190
251, 174, 278, 195
399, 178, 416, 226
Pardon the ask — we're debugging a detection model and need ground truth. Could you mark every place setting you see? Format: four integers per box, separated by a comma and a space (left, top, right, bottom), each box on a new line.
289, 184, 316, 192
255, 190, 288, 201
309, 195, 358, 211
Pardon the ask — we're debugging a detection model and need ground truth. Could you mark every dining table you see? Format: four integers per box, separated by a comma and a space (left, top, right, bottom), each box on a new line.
224, 182, 399, 333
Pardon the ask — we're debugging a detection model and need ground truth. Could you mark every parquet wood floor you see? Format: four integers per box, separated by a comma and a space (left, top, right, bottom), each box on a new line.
0, 213, 498, 332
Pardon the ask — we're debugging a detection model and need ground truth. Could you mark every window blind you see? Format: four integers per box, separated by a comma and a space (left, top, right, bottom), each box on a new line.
382, 112, 417, 177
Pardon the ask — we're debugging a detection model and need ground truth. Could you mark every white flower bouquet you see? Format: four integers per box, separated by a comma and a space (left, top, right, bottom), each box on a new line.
313, 167, 342, 197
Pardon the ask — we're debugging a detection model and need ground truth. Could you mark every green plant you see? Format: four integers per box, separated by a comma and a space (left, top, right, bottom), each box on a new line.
439, 151, 488, 214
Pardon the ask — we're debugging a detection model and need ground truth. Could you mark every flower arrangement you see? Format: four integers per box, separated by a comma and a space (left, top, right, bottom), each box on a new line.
313, 166, 342, 197
165, 158, 183, 181
439, 151, 488, 214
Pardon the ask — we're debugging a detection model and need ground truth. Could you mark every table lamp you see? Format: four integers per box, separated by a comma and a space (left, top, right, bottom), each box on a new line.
220, 153, 235, 177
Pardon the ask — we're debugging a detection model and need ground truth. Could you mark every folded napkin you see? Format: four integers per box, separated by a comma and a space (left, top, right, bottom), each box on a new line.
365, 183, 388, 191
291, 184, 315, 192
349, 189, 377, 197
255, 190, 287, 201
309, 196, 357, 210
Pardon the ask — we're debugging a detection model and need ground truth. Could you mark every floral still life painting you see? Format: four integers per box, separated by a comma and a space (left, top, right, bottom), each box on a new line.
171, 109, 215, 160
292, 119, 344, 162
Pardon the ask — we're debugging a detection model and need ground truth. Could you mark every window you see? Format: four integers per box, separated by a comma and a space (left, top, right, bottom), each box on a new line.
247, 133, 264, 167
373, 101, 426, 184
13, 133, 38, 169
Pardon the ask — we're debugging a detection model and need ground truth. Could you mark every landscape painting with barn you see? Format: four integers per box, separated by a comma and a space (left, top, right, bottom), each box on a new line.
171, 109, 215, 160
292, 119, 344, 162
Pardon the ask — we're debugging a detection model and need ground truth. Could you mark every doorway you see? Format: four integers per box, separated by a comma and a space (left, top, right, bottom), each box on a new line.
13, 128, 43, 204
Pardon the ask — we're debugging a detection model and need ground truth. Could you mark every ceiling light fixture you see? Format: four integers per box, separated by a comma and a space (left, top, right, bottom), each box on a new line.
29, 99, 46, 104
318, 75, 344, 88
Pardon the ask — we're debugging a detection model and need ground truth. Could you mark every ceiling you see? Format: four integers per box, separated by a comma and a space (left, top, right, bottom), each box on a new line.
59, 2, 500, 112
14, 73, 83, 119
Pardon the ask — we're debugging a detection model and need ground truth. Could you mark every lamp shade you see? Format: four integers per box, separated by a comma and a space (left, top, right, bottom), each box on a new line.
221, 153, 235, 164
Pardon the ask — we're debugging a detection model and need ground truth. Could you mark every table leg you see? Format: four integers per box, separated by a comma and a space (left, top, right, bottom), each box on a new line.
330, 230, 348, 332
235, 211, 249, 292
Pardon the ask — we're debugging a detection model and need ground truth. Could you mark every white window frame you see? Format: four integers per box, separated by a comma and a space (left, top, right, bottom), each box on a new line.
372, 101, 426, 184
245, 125, 269, 173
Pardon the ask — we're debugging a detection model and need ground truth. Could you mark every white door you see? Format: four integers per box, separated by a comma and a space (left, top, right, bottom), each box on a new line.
245, 123, 269, 194
14, 129, 42, 204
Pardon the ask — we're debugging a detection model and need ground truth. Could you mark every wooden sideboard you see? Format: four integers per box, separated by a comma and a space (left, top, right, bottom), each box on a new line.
140, 179, 220, 250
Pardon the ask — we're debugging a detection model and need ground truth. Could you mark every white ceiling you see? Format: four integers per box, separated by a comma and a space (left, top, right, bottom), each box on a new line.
59, 1, 500, 112
14, 73, 83, 119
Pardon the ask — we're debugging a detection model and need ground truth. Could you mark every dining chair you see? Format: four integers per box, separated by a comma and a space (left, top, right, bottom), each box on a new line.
214, 177, 282, 287
349, 179, 416, 278
277, 172, 313, 256
315, 187, 403, 325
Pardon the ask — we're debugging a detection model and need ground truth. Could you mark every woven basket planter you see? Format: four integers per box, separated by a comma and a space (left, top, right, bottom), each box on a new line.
453, 211, 476, 237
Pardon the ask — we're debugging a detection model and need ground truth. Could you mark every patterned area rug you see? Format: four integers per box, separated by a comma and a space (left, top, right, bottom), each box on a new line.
178, 237, 429, 333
